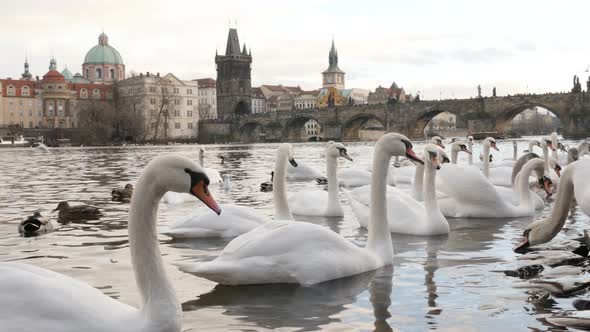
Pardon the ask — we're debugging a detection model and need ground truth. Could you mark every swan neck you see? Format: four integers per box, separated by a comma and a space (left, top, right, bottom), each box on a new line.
128, 170, 180, 327
412, 162, 424, 201
529, 142, 534, 153
516, 161, 534, 207
468, 141, 473, 165
423, 163, 437, 211
537, 165, 575, 239
274, 150, 292, 220
199, 151, 204, 166
513, 143, 518, 160
367, 143, 394, 264
326, 154, 340, 210
543, 145, 549, 171
483, 144, 490, 177
451, 149, 458, 164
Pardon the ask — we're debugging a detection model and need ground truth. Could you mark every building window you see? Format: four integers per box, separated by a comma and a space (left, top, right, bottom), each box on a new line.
161, 87, 167, 93
21, 86, 30, 96
29, 121, 33, 128
96, 68, 102, 79
110, 68, 115, 79
92, 89, 101, 99
175, 122, 180, 129
150, 98, 156, 105
187, 89, 192, 94
80, 89, 88, 98
173, 99, 180, 105
29, 110, 32, 117
173, 110, 180, 117
107, 92, 113, 99
187, 110, 193, 117
149, 87, 156, 93
7, 85, 15, 96
188, 122, 193, 129
187, 99, 193, 106
173, 88, 179, 94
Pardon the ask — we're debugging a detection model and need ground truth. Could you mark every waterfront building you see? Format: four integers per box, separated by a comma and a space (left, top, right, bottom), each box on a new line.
116, 72, 199, 140
294, 90, 319, 110
340, 88, 370, 105
194, 78, 217, 120
303, 118, 323, 141
251, 87, 266, 114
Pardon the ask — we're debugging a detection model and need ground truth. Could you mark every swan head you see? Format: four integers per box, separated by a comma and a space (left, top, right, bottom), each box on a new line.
327, 142, 353, 161
548, 157, 562, 177
568, 148, 579, 162
557, 142, 567, 152
378, 133, 423, 164
125, 184, 134, 190
467, 135, 473, 143
430, 136, 445, 149
483, 137, 499, 151
515, 215, 559, 253
326, 140, 335, 147
424, 144, 443, 169
513, 141, 517, 147
154, 155, 221, 215
541, 137, 555, 151
529, 139, 541, 148
278, 143, 298, 167
451, 141, 472, 155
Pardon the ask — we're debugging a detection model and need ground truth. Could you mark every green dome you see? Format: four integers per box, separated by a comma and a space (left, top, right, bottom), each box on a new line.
83, 33, 124, 65
61, 67, 73, 80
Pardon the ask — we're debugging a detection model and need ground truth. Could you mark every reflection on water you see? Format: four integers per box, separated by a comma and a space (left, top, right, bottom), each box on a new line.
0, 139, 588, 331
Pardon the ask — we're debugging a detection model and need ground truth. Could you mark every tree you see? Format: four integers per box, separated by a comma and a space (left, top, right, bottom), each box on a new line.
77, 99, 116, 145
144, 79, 178, 142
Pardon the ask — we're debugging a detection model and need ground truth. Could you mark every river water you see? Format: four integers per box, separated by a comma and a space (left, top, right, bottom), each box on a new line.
0, 137, 587, 331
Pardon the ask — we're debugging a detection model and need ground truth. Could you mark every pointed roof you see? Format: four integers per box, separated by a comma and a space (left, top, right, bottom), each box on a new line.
61, 66, 73, 80
225, 28, 241, 55
323, 38, 344, 74
242, 44, 248, 55
21, 58, 32, 80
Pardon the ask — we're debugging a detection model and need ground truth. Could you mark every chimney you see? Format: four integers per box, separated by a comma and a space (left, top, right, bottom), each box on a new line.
140, 73, 143, 77
157, 72, 160, 77
147, 72, 150, 77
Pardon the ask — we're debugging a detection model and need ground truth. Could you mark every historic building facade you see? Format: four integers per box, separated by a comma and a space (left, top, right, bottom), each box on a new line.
194, 78, 217, 119
251, 87, 266, 114
215, 28, 252, 119
116, 72, 199, 140
322, 39, 345, 90
82, 32, 125, 83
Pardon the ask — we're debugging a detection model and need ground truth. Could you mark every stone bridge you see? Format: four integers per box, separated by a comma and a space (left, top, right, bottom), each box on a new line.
198, 92, 590, 143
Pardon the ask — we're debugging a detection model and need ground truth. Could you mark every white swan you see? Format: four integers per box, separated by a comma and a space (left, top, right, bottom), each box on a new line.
437, 157, 551, 218
289, 143, 353, 216
163, 144, 297, 238
449, 140, 472, 164
0, 155, 222, 332
410, 146, 450, 201
348, 144, 449, 236
287, 160, 323, 181
179, 133, 423, 285
515, 159, 590, 251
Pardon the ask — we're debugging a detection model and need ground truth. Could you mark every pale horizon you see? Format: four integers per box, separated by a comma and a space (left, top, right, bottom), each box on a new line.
2, 0, 589, 100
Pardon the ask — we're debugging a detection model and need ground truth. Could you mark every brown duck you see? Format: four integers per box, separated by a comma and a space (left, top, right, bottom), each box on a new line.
112, 183, 134, 202
53, 201, 102, 223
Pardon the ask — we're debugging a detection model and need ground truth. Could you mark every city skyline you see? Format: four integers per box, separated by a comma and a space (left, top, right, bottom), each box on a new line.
2, 0, 590, 99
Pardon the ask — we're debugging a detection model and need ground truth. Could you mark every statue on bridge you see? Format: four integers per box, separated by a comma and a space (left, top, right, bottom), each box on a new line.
492, 86, 496, 97
587, 76, 590, 93
477, 84, 482, 98
573, 75, 582, 93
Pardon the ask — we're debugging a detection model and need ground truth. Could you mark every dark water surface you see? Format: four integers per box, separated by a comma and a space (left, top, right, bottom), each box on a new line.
0, 139, 587, 331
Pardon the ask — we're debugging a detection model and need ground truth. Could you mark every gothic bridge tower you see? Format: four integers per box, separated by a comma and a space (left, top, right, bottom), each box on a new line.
215, 28, 252, 119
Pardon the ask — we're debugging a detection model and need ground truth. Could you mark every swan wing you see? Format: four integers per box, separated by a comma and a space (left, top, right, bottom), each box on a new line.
573, 161, 590, 215
287, 162, 323, 181
182, 222, 378, 286
0, 262, 137, 332
288, 190, 330, 216
339, 169, 371, 187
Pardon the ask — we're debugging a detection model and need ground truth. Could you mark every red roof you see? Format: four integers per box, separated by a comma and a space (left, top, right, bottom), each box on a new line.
42, 70, 65, 83
0, 79, 37, 97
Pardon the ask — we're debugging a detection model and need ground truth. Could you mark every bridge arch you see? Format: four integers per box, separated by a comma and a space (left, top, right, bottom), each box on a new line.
342, 114, 386, 140
282, 115, 323, 142
407, 108, 461, 139
238, 121, 262, 143
495, 102, 564, 135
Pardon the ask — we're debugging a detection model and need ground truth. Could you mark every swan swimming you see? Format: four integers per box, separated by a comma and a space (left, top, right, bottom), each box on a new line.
180, 133, 423, 286
289, 142, 353, 217
515, 159, 590, 252
163, 144, 297, 238
0, 155, 222, 332
348, 144, 449, 236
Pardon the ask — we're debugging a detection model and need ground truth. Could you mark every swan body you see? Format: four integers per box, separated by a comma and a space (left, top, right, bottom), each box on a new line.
348, 144, 449, 236
287, 161, 323, 181
516, 159, 590, 251
0, 155, 222, 332
182, 133, 422, 285
289, 143, 353, 216
199, 146, 222, 184
437, 158, 549, 218
163, 204, 269, 238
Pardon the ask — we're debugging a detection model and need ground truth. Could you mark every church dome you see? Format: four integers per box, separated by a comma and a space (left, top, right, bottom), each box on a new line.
61, 67, 73, 80
83, 33, 124, 65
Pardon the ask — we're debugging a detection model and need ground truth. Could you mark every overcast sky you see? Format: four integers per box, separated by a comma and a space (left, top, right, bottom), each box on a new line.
2, 0, 589, 99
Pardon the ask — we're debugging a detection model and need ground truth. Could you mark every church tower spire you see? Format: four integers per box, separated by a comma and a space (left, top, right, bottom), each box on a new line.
21, 57, 32, 80
322, 38, 345, 89
49, 57, 57, 71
